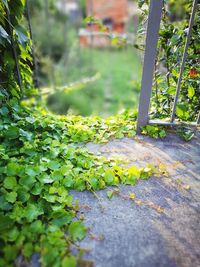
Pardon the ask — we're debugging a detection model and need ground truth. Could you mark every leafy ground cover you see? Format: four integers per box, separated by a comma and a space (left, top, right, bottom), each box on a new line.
0, 1, 199, 266
0, 100, 157, 267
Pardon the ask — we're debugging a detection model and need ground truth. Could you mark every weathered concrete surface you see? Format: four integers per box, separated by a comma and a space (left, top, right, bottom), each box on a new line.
72, 132, 200, 267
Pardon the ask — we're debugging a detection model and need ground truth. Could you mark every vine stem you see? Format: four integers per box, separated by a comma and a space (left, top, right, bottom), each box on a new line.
6, 0, 23, 98
26, 0, 40, 90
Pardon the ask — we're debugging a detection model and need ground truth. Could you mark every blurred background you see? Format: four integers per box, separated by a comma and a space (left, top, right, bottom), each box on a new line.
27, 0, 142, 117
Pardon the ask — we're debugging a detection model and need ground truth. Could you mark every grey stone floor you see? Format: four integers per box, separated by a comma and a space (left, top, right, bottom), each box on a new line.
71, 132, 200, 267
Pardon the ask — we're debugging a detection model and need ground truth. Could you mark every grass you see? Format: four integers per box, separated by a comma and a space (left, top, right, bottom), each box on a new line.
48, 46, 142, 117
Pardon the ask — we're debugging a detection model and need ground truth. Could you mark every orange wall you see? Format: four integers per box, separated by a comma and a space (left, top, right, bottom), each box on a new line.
86, 0, 128, 24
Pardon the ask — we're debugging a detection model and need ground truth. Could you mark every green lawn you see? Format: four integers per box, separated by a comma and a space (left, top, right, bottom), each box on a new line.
48, 47, 142, 117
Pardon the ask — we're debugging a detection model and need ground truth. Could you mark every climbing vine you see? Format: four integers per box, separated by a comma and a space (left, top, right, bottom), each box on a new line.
0, 1, 198, 266
138, 0, 200, 122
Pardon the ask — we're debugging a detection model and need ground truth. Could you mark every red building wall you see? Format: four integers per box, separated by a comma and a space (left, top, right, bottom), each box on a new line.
86, 0, 128, 33
80, 0, 128, 47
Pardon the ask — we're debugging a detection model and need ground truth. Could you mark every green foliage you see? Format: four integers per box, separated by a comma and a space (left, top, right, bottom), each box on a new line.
176, 126, 195, 141
141, 125, 167, 139
138, 0, 200, 122
1, 2, 198, 266
0, 0, 34, 100
68, 221, 87, 241
0, 97, 155, 266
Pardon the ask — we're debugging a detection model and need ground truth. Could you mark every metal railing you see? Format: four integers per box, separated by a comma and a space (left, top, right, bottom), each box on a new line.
136, 0, 199, 133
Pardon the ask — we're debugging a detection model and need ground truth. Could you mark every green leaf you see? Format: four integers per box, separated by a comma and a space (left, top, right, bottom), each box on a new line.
176, 104, 189, 120
6, 192, 17, 203
7, 227, 19, 241
29, 220, 45, 234
0, 26, 10, 43
3, 245, 18, 261
0, 106, 9, 116
52, 211, 73, 227
188, 86, 195, 99
25, 166, 40, 177
107, 190, 114, 199
0, 214, 14, 232
4, 126, 19, 139
48, 161, 61, 170
17, 189, 30, 203
23, 243, 34, 258
61, 256, 77, 267
6, 162, 19, 176
14, 26, 29, 45
0, 195, 12, 211
24, 203, 44, 222
104, 169, 115, 184
3, 176, 17, 190
68, 221, 87, 241
19, 175, 36, 189
51, 170, 63, 181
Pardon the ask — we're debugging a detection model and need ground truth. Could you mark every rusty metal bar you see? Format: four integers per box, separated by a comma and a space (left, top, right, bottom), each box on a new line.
170, 0, 198, 122
136, 0, 163, 133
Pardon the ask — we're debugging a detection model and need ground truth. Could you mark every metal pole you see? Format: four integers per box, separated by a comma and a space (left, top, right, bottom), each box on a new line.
44, 0, 56, 89
89, 0, 94, 72
197, 112, 200, 125
26, 0, 40, 89
136, 0, 163, 133
170, 0, 198, 123
6, 1, 23, 97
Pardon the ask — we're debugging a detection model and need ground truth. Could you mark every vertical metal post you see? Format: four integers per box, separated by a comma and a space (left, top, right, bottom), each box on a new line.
44, 0, 56, 89
89, 0, 94, 72
197, 112, 200, 125
6, 1, 23, 97
170, 0, 198, 123
26, 0, 40, 89
136, 0, 163, 133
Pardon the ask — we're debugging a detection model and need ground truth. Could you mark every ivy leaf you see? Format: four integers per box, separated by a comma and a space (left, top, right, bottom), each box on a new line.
68, 221, 87, 241
0, 214, 14, 232
24, 203, 44, 222
3, 177, 17, 190
0, 106, 9, 116
17, 189, 30, 203
23, 243, 34, 258
104, 169, 115, 184
4, 126, 19, 139
19, 175, 36, 189
61, 256, 77, 267
29, 220, 45, 234
52, 211, 73, 227
107, 190, 114, 199
25, 166, 40, 177
7, 227, 19, 242
51, 170, 63, 181
48, 161, 61, 170
14, 26, 29, 45
5, 192, 17, 203
0, 26, 10, 44
188, 86, 195, 99
176, 104, 189, 120
3, 245, 18, 261
6, 163, 19, 176
0, 195, 12, 211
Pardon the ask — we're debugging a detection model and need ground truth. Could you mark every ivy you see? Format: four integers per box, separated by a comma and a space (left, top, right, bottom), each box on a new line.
0, 1, 198, 266
0, 97, 158, 266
